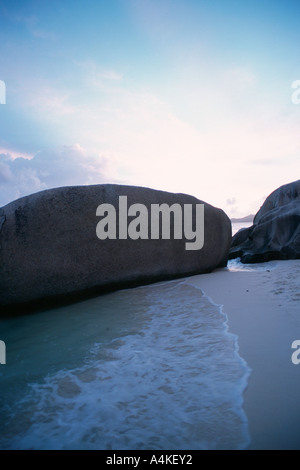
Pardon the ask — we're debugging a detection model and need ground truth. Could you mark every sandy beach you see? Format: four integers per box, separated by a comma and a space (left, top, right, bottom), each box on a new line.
186, 259, 300, 450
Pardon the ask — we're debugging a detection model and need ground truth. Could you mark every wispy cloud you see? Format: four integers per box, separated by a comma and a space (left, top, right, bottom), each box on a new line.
0, 144, 123, 207
0, 5, 56, 40
73, 60, 124, 94
1, 1, 300, 217
2, 62, 300, 217
226, 197, 236, 206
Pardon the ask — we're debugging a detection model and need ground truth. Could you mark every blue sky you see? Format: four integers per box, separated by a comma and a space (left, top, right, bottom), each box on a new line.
0, 0, 300, 216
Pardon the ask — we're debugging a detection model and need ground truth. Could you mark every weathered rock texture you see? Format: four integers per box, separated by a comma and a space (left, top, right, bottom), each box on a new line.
0, 184, 231, 313
230, 180, 300, 263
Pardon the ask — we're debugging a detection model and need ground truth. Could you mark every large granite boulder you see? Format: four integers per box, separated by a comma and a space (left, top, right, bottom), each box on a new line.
0, 184, 231, 313
229, 180, 300, 263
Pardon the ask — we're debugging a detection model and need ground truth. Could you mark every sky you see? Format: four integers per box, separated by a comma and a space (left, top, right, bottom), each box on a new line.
0, 0, 300, 217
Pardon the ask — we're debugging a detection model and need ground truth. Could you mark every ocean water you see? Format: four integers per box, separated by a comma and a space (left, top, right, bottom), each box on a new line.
0, 279, 251, 450
231, 221, 252, 236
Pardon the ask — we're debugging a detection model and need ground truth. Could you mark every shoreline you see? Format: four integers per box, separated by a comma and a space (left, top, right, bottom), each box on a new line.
186, 259, 300, 450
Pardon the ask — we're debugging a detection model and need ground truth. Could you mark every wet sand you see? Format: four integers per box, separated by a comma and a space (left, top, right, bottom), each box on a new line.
186, 259, 300, 450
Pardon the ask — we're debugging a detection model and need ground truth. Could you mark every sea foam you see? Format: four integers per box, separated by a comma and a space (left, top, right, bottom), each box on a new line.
0, 280, 250, 450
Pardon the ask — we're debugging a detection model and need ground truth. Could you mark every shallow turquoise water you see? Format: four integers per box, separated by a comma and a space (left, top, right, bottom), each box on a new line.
0, 279, 250, 450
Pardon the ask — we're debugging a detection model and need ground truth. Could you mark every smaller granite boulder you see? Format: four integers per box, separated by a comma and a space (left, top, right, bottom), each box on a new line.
229, 180, 300, 263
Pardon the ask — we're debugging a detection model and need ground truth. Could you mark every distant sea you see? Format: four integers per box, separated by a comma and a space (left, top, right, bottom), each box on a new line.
0, 222, 252, 450
231, 221, 252, 236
